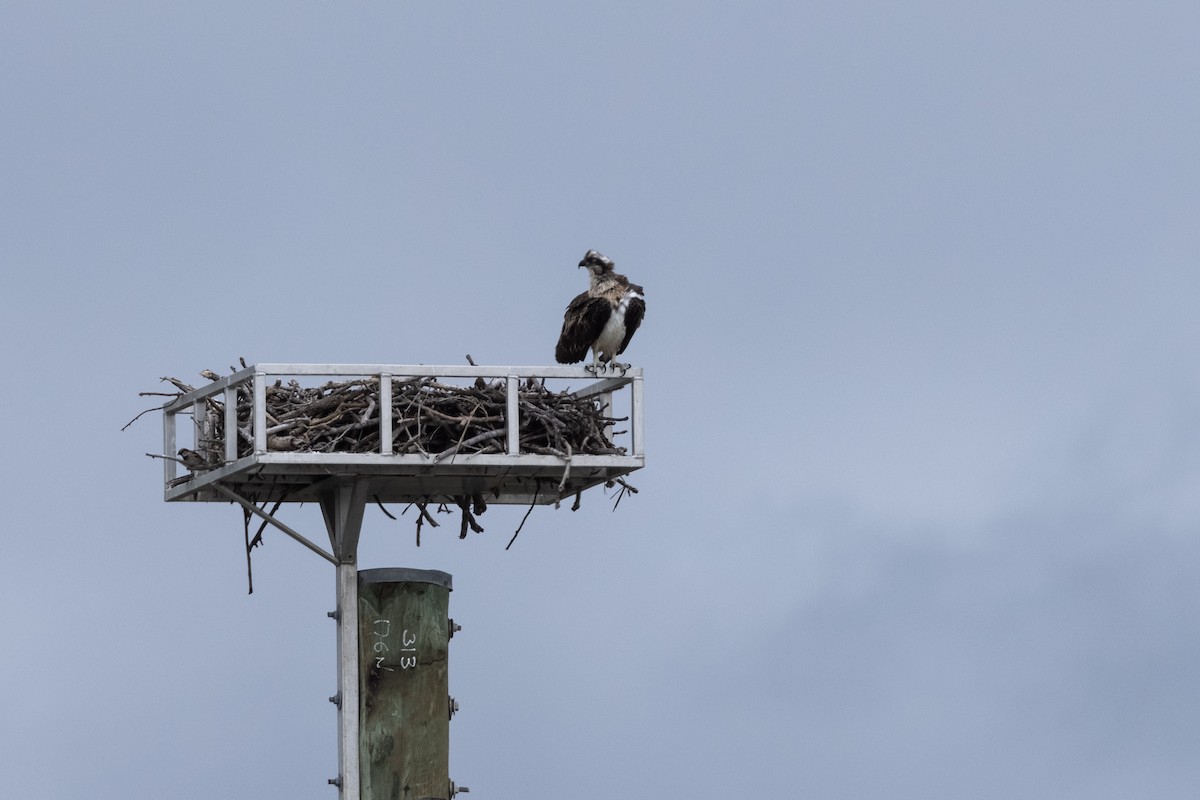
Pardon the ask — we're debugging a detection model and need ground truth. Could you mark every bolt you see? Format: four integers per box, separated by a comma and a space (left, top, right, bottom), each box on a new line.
448, 618, 462, 638
329, 693, 341, 708
327, 610, 340, 621
449, 696, 459, 719
450, 781, 470, 797
328, 777, 342, 788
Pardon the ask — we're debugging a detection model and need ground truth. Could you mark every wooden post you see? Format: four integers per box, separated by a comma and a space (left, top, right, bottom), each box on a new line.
358, 568, 453, 800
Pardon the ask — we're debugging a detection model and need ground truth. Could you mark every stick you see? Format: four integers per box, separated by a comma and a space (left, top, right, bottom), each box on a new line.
123, 406, 162, 430
374, 496, 397, 520
609, 477, 639, 511
557, 442, 573, 494
432, 428, 506, 462
506, 481, 541, 550
145, 452, 189, 465
455, 497, 485, 538
248, 499, 284, 550
243, 507, 254, 595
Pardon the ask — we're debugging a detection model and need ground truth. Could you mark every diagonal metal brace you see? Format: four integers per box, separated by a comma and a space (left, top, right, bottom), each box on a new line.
212, 483, 338, 565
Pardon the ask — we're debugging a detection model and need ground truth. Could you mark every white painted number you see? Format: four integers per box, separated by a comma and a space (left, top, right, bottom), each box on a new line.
371, 618, 395, 672
400, 628, 417, 670
369, 619, 418, 670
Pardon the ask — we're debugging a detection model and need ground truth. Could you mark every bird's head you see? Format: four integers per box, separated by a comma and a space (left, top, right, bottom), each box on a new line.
578, 249, 615, 275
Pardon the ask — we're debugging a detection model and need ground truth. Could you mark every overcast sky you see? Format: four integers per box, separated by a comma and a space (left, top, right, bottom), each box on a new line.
3, 2, 1200, 798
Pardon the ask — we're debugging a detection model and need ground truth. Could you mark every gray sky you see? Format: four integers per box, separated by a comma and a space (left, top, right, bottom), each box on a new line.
3, 2, 1200, 798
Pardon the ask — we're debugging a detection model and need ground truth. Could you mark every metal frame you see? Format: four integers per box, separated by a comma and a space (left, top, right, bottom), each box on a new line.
162, 363, 644, 506
320, 481, 368, 799
157, 364, 645, 799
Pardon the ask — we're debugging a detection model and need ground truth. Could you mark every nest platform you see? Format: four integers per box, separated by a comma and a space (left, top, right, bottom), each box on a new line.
162, 364, 644, 506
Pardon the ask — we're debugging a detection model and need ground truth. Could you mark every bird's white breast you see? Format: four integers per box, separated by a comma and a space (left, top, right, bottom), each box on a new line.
594, 289, 639, 357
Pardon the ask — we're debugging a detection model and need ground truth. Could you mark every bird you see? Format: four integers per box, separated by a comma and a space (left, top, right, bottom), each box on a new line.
167, 448, 210, 487
555, 250, 645, 374
178, 448, 209, 471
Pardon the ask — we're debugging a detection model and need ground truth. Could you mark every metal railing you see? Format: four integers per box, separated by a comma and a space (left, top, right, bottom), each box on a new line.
161, 363, 644, 492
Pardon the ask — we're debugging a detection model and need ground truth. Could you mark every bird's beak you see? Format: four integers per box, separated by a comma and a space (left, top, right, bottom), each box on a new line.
577, 260, 587, 268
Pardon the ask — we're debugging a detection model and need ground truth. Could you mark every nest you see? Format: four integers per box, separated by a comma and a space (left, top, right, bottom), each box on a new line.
166, 374, 628, 462
134, 364, 640, 590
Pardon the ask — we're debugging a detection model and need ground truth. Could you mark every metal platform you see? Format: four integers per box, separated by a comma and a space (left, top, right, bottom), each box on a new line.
161, 363, 644, 506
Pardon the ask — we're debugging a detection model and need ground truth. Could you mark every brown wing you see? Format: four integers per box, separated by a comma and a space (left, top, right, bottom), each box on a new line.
617, 287, 645, 355
555, 293, 612, 363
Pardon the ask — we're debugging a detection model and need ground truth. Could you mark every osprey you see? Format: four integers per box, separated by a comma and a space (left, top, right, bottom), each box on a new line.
555, 249, 645, 374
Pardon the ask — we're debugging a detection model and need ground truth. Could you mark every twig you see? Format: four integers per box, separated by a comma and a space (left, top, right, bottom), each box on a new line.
145, 452, 188, 466
558, 442, 573, 494
417, 502, 440, 528
445, 402, 481, 465
455, 496, 485, 538
432, 428, 506, 462
374, 496, 397, 520
506, 481, 541, 550
160, 376, 195, 393
122, 406, 162, 431
413, 500, 439, 547
243, 507, 254, 595
248, 499, 284, 550
360, 397, 376, 425
609, 477, 639, 511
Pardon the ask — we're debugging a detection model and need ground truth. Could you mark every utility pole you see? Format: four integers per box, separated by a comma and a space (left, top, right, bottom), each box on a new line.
359, 568, 455, 800
159, 363, 644, 798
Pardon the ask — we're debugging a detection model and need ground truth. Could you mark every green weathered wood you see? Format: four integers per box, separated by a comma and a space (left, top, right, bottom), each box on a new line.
358, 569, 452, 800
